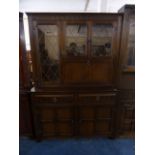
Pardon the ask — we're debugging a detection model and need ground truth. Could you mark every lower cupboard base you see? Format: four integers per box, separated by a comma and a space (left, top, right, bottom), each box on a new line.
31, 90, 119, 141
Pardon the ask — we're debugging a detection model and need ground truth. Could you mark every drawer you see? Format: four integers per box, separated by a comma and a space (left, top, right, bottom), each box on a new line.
78, 93, 116, 104
31, 94, 74, 103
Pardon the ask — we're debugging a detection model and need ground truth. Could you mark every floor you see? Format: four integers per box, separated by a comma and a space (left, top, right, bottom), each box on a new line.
19, 137, 135, 155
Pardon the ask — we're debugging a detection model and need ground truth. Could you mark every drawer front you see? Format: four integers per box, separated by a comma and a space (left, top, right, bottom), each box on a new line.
31, 91, 117, 139
32, 94, 74, 104
78, 93, 116, 105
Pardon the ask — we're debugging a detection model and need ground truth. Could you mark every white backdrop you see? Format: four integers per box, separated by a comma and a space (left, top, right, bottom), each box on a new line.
19, 0, 135, 12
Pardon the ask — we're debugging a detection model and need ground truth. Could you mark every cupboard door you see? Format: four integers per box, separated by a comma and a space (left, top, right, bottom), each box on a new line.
36, 105, 74, 139
63, 23, 88, 57
37, 24, 61, 84
77, 105, 114, 137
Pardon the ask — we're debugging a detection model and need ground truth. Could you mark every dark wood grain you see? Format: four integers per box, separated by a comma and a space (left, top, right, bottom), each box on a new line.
25, 11, 135, 140
117, 5, 135, 137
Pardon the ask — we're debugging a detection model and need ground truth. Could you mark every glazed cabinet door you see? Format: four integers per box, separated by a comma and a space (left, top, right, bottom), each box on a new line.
29, 20, 62, 87
61, 22, 90, 84
89, 22, 120, 85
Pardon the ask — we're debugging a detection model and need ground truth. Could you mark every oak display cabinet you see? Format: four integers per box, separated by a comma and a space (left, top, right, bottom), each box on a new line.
27, 13, 123, 140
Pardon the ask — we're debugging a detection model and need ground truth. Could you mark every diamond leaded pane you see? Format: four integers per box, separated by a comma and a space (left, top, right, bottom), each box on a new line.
64, 24, 87, 56
92, 24, 113, 57
38, 25, 60, 82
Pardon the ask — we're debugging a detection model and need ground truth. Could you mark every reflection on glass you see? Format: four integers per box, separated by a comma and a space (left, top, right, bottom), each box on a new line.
92, 24, 113, 57
127, 16, 135, 66
38, 25, 60, 82
65, 24, 87, 56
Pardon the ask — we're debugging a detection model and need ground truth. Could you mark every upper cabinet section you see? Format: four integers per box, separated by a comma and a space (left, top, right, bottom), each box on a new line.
27, 13, 122, 88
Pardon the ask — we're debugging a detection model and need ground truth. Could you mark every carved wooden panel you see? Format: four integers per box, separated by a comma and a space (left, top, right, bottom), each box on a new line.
79, 121, 94, 136
96, 120, 111, 134
90, 60, 113, 84
62, 61, 89, 83
36, 105, 74, 139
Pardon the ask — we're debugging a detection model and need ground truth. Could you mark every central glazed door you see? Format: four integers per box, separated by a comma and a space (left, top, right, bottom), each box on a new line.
61, 21, 90, 84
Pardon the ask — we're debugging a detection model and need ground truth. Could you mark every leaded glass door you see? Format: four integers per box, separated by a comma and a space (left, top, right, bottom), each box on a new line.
37, 24, 60, 84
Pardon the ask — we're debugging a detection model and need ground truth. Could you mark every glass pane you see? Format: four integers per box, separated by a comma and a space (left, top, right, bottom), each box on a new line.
38, 25, 60, 82
127, 16, 135, 66
92, 24, 113, 57
64, 24, 87, 56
